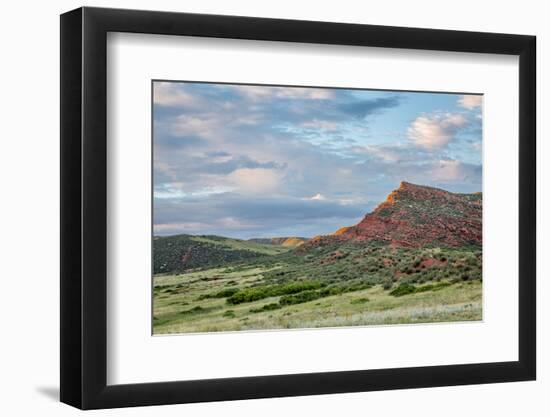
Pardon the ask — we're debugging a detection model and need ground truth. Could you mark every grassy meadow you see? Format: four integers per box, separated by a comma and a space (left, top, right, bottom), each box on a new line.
153, 239, 482, 334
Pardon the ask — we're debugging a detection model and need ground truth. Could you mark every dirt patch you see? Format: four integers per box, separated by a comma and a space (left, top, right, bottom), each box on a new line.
418, 257, 447, 269
382, 258, 393, 267
320, 250, 347, 264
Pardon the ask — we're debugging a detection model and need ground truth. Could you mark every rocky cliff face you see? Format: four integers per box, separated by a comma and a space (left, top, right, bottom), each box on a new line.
302, 182, 481, 250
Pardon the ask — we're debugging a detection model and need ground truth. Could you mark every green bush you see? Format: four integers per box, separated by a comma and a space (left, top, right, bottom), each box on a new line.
382, 279, 393, 290
319, 286, 344, 296
198, 287, 239, 300
227, 280, 326, 305
415, 284, 435, 293
431, 282, 452, 291
217, 288, 240, 297
250, 303, 282, 313
279, 290, 322, 306
389, 283, 416, 297
179, 305, 205, 315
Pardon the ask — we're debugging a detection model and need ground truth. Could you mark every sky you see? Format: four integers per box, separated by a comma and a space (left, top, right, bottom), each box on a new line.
153, 81, 482, 239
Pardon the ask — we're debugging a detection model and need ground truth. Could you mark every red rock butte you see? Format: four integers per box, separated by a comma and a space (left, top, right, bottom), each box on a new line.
302, 181, 482, 250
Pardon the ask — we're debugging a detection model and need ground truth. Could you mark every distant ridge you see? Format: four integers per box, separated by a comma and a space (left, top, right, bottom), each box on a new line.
248, 237, 308, 247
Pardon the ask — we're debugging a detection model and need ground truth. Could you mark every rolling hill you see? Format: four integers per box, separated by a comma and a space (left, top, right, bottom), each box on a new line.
153, 234, 289, 274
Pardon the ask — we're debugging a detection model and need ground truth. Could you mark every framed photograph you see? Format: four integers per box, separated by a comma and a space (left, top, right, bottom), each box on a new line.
60, 6, 536, 409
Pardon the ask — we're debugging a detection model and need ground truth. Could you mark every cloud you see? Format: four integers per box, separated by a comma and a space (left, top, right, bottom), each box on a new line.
338, 96, 401, 118
421, 159, 481, 184
431, 159, 463, 181
356, 144, 413, 163
153, 82, 482, 238
300, 120, 339, 131
170, 115, 219, 138
154, 183, 235, 199
154, 217, 258, 235
309, 193, 326, 201
153, 193, 368, 237
153, 82, 197, 107
228, 168, 283, 193
458, 95, 483, 110
408, 113, 468, 150
232, 85, 335, 101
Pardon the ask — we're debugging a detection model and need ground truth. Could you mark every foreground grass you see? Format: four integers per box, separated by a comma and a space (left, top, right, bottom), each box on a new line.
153, 263, 482, 334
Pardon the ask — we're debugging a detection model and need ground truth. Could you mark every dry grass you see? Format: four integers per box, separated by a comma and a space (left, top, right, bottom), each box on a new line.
153, 265, 482, 335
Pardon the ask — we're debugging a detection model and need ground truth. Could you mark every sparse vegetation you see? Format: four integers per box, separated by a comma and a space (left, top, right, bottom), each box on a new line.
222, 310, 236, 318
153, 241, 481, 334
250, 303, 281, 313
350, 297, 370, 305
153, 234, 289, 274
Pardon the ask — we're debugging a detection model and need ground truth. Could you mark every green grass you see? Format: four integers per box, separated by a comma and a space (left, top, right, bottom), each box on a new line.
350, 297, 370, 305
153, 243, 482, 334
189, 235, 289, 255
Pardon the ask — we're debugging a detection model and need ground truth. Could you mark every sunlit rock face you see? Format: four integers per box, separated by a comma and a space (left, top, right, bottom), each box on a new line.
299, 181, 482, 251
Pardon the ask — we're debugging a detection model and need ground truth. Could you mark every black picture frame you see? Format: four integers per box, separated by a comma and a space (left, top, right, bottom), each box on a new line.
60, 6, 536, 410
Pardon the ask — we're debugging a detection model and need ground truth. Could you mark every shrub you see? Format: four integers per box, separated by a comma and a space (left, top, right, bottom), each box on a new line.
431, 282, 451, 291
226, 280, 326, 305
227, 287, 270, 304
197, 287, 239, 300
401, 281, 452, 295
414, 284, 435, 293
279, 290, 322, 306
350, 297, 370, 305
250, 303, 282, 313
179, 305, 204, 315
389, 283, 416, 297
319, 282, 371, 297
214, 288, 240, 298
222, 310, 236, 318
319, 286, 345, 296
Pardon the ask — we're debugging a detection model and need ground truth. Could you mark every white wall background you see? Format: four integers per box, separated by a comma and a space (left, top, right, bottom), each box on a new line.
0, 0, 545, 415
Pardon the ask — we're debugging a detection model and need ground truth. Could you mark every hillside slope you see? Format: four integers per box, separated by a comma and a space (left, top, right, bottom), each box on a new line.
153, 234, 289, 274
